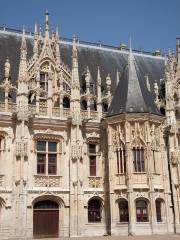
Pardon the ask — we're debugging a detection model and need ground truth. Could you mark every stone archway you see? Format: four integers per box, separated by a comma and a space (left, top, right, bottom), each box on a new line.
33, 199, 59, 238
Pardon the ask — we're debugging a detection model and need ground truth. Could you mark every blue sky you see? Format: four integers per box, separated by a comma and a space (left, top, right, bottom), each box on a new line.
0, 0, 179, 53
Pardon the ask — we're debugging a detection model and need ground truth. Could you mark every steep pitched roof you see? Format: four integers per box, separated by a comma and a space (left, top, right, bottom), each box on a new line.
108, 49, 161, 116
0, 29, 165, 100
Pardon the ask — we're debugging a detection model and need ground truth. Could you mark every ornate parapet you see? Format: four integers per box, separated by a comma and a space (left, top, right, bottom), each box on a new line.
34, 175, 62, 187
88, 176, 102, 188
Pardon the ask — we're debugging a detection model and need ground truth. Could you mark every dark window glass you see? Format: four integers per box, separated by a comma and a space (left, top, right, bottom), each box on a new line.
156, 200, 162, 222
133, 148, 145, 172
88, 199, 101, 222
89, 144, 96, 154
48, 154, 57, 175
136, 200, 148, 222
37, 141, 46, 151
63, 97, 70, 108
48, 142, 57, 152
34, 200, 58, 209
90, 156, 96, 176
119, 200, 129, 222
116, 149, 126, 174
37, 153, 46, 174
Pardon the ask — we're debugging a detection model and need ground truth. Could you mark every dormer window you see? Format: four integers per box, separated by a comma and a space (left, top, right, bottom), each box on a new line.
40, 73, 48, 91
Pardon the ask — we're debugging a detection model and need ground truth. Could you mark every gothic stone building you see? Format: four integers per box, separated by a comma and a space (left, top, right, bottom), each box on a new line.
0, 12, 179, 239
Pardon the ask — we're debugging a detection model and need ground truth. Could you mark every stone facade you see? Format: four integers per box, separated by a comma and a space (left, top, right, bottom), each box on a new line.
0, 12, 179, 239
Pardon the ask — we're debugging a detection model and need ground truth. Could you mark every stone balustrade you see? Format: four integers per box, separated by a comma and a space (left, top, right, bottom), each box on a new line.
0, 101, 100, 121
88, 176, 102, 188
34, 175, 62, 187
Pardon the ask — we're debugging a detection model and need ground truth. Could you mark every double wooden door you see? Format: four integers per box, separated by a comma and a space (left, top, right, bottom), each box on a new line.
33, 205, 59, 238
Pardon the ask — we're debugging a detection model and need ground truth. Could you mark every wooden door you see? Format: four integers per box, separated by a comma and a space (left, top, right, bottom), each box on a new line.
33, 209, 59, 238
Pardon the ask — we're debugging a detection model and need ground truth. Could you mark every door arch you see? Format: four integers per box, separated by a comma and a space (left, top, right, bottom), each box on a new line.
33, 200, 59, 238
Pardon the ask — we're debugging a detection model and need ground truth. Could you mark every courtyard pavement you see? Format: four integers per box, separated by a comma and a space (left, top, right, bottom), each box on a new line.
33, 235, 180, 240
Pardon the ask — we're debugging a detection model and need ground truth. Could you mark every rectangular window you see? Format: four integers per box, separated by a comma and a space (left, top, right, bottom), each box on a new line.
88, 144, 97, 176
116, 149, 126, 174
37, 141, 57, 175
133, 148, 145, 172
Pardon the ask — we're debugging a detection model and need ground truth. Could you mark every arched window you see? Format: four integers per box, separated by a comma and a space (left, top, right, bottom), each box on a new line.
156, 199, 163, 222
119, 200, 129, 222
136, 199, 148, 222
63, 97, 70, 108
133, 147, 145, 172
88, 199, 101, 222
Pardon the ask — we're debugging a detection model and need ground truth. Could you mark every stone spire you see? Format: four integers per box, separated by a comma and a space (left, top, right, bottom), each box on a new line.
71, 35, 80, 114
45, 10, 49, 38
176, 38, 180, 68
18, 27, 27, 83
97, 66, 102, 118
33, 22, 38, 58
55, 26, 61, 65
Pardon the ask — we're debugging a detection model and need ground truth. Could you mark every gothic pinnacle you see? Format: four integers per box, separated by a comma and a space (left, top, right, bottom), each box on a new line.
45, 10, 49, 37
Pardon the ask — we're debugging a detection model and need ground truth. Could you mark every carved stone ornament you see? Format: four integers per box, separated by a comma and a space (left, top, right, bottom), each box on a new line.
71, 142, 82, 161
170, 149, 180, 165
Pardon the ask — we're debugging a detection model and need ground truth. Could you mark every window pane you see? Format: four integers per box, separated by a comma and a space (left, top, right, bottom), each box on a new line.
37, 153, 46, 174
88, 199, 101, 222
48, 142, 57, 152
48, 154, 57, 175
119, 201, 129, 222
37, 141, 46, 151
89, 144, 96, 154
156, 200, 162, 222
90, 156, 96, 176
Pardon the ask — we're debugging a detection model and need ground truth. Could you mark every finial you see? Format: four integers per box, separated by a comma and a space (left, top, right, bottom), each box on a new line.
45, 10, 49, 32
4, 57, 10, 80
56, 26, 59, 38
129, 35, 133, 55
106, 73, 111, 86
21, 26, 27, 52
34, 22, 38, 34
97, 66, 101, 85
72, 34, 77, 58
22, 25, 25, 35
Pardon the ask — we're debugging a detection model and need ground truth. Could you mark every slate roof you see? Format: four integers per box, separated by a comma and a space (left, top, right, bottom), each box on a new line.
0, 29, 165, 113
108, 50, 161, 116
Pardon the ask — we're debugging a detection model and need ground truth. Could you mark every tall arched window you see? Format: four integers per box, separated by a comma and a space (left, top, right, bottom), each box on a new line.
116, 148, 126, 174
156, 199, 163, 222
133, 147, 145, 172
118, 200, 129, 222
88, 199, 102, 222
136, 199, 148, 222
